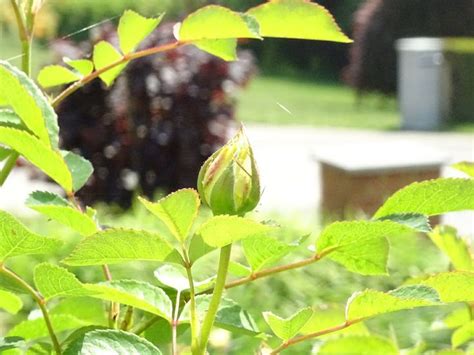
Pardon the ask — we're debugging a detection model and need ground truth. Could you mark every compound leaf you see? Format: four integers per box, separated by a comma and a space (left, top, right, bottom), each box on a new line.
26, 191, 97, 236
63, 228, 177, 266
374, 178, 474, 218
63, 329, 162, 355
178, 5, 260, 41
0, 126, 73, 191
93, 41, 126, 86
139, 189, 200, 243
0, 290, 23, 314
316, 220, 413, 275
0, 60, 59, 148
247, 0, 351, 42
346, 285, 441, 321
197, 215, 274, 248
263, 307, 313, 340
118, 10, 163, 54
428, 226, 473, 271
0, 210, 62, 262
37, 65, 80, 88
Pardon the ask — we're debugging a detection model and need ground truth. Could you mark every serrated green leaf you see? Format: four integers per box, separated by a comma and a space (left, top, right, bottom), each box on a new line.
346, 285, 441, 321
63, 58, 94, 76
92, 41, 126, 86
377, 213, 431, 233
0, 210, 62, 262
139, 189, 200, 243
86, 280, 173, 322
416, 271, 474, 302
34, 263, 91, 301
179, 5, 260, 41
194, 39, 237, 61
228, 261, 251, 277
188, 234, 216, 264
301, 305, 369, 336
316, 220, 413, 275
452, 320, 474, 348
374, 178, 474, 218
0, 337, 25, 352
154, 264, 215, 293
451, 161, 474, 178
0, 289, 23, 314
118, 10, 163, 54
63, 329, 162, 355
197, 215, 274, 248
62, 150, 94, 192
180, 295, 259, 335
242, 234, 300, 271
63, 228, 177, 266
8, 314, 88, 339
429, 226, 473, 271
0, 60, 59, 148
318, 335, 398, 355
37, 65, 80, 88
26, 191, 97, 236
0, 109, 22, 126
247, 0, 351, 42
263, 307, 313, 340
0, 126, 73, 191
0, 147, 11, 162
444, 307, 471, 329
51, 298, 107, 325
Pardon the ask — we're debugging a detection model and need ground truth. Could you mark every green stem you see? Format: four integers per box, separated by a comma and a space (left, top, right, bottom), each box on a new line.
183, 254, 200, 354
172, 290, 181, 355
0, 265, 62, 354
0, 152, 20, 186
120, 306, 134, 331
198, 244, 232, 354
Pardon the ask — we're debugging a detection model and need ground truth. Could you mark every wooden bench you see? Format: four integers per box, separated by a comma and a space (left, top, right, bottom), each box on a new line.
313, 142, 447, 219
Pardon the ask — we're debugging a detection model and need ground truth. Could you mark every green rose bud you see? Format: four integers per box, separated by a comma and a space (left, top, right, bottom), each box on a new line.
197, 127, 260, 216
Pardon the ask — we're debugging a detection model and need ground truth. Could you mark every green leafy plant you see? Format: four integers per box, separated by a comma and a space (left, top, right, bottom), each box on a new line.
1, 1, 474, 354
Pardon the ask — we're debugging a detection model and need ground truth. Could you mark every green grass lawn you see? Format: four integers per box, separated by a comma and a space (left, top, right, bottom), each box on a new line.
237, 75, 474, 132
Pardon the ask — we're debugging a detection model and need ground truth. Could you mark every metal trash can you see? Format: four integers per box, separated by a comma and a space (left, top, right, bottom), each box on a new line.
396, 37, 452, 131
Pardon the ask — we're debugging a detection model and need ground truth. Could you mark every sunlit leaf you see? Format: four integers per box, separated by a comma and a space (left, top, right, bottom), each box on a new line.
247, 0, 351, 42
63, 58, 94, 76
37, 65, 80, 88
0, 290, 23, 314
451, 161, 474, 178
92, 41, 126, 86
139, 189, 200, 243
316, 220, 413, 275
63, 228, 178, 266
415, 271, 474, 303
178, 5, 260, 41
452, 321, 474, 348
63, 329, 162, 355
377, 213, 431, 233
346, 285, 441, 321
62, 151, 94, 192
194, 39, 237, 61
8, 314, 88, 339
26, 191, 97, 236
428, 226, 473, 271
118, 10, 163, 54
197, 215, 274, 248
188, 234, 215, 264
0, 210, 62, 262
263, 307, 313, 340
374, 178, 474, 218
0, 127, 73, 191
0, 60, 59, 148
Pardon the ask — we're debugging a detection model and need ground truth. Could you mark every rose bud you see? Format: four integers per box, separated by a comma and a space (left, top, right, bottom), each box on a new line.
197, 126, 260, 216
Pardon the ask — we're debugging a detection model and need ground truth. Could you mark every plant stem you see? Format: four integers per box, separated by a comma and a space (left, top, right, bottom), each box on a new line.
0, 152, 20, 186
0, 265, 62, 354
131, 316, 160, 335
183, 254, 200, 354
270, 319, 363, 354
51, 41, 186, 108
101, 264, 120, 328
120, 306, 134, 331
198, 244, 232, 354
172, 290, 181, 355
